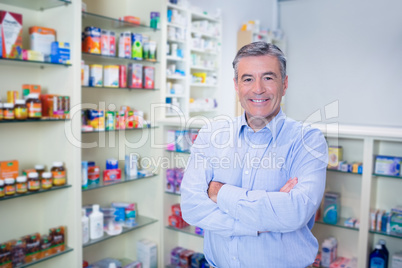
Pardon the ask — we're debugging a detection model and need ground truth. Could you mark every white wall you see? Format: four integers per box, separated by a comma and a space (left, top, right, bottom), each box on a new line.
279, 0, 402, 127
188, 0, 275, 118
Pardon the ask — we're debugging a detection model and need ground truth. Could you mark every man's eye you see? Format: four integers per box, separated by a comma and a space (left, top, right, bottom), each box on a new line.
243, 78, 252, 82
264, 77, 273, 81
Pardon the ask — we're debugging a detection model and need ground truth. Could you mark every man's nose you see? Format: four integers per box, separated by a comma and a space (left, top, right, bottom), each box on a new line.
253, 79, 266, 94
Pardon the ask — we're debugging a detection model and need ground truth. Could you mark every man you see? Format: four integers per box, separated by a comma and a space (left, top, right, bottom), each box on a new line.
181, 42, 328, 268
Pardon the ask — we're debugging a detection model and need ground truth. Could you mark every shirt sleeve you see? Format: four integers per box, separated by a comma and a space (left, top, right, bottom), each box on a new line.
180, 126, 258, 238
217, 128, 328, 233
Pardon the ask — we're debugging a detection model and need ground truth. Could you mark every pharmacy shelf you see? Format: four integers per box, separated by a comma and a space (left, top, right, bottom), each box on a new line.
327, 169, 362, 176
166, 56, 186, 62
166, 3, 188, 12
0, 57, 71, 68
372, 173, 402, 180
191, 12, 220, 23
369, 229, 402, 240
167, 22, 186, 29
82, 86, 159, 91
166, 75, 186, 80
165, 225, 204, 238
165, 191, 180, 196
82, 173, 158, 192
190, 66, 215, 71
190, 48, 218, 55
0, 0, 71, 11
191, 30, 220, 40
190, 83, 217, 88
315, 217, 359, 232
166, 94, 185, 98
0, 184, 71, 202
82, 126, 156, 134
0, 118, 70, 124
190, 108, 218, 113
166, 149, 191, 154
18, 247, 73, 268
82, 52, 158, 64
83, 215, 158, 248
167, 38, 186, 44
82, 12, 159, 32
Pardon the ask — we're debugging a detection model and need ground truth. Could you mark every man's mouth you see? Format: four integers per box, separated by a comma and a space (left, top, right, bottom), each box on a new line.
250, 99, 269, 103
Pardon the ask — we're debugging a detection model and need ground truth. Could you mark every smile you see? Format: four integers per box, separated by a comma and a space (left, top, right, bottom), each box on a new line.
250, 99, 269, 103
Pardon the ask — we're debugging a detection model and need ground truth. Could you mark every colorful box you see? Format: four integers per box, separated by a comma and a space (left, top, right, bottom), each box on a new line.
171, 203, 182, 217
0, 11, 23, 59
103, 168, 122, 182
179, 249, 194, 268
88, 165, 100, 185
352, 162, 363, 174
323, 192, 340, 224
0, 160, 19, 181
104, 65, 119, 87
29, 26, 56, 56
87, 109, 105, 131
109, 31, 116, 56
128, 63, 143, 88
374, 155, 401, 176
22, 84, 41, 98
131, 33, 143, 60
119, 16, 140, 25
175, 130, 190, 152
50, 41, 70, 64
171, 247, 184, 266
118, 31, 131, 58
83, 26, 101, 54
119, 65, 127, 88
89, 64, 103, 87
328, 146, 343, 169
390, 208, 402, 234
166, 168, 175, 193
23, 233, 41, 263
125, 153, 138, 177
49, 226, 65, 254
175, 168, 184, 194
100, 29, 110, 56
143, 66, 155, 89
22, 49, 44, 61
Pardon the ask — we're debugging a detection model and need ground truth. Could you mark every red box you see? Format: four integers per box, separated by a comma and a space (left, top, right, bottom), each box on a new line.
128, 63, 142, 88
169, 215, 185, 229
0, 11, 23, 59
171, 203, 182, 217
143, 66, 155, 89
120, 16, 140, 25
119, 65, 127, 88
179, 249, 194, 268
103, 168, 121, 182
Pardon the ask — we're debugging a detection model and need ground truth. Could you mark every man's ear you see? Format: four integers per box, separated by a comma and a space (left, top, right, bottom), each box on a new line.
282, 75, 288, 96
234, 78, 239, 95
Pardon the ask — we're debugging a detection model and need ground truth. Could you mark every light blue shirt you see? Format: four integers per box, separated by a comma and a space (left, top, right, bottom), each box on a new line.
181, 109, 328, 268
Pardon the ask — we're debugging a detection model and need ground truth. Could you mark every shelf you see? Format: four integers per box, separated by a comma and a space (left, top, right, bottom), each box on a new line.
165, 191, 180, 196
167, 38, 186, 44
82, 126, 156, 134
372, 173, 402, 180
327, 169, 362, 175
165, 225, 203, 238
166, 56, 186, 62
166, 75, 186, 80
0, 118, 69, 124
190, 109, 218, 113
16, 247, 73, 268
82, 86, 159, 91
190, 66, 215, 71
190, 48, 218, 55
191, 31, 221, 40
0, 57, 71, 68
167, 3, 188, 12
369, 229, 402, 239
83, 215, 158, 248
190, 83, 217, 88
0, 0, 71, 11
0, 184, 71, 202
167, 22, 186, 29
166, 94, 185, 98
82, 12, 159, 32
166, 149, 191, 154
191, 12, 220, 23
82, 52, 158, 64
82, 173, 158, 192
315, 217, 359, 232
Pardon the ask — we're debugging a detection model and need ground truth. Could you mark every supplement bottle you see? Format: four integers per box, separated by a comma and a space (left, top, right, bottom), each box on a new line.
14, 99, 28, 120
0, 102, 3, 121
35, 164, 45, 179
3, 103, 15, 120
41, 172, 53, 189
0, 180, 4, 197
51, 162, 66, 186
16, 176, 28, 194
4, 178, 16, 196
28, 172, 40, 191
26, 93, 42, 119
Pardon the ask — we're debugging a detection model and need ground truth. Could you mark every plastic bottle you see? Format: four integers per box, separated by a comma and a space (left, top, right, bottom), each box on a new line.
89, 204, 104, 240
321, 239, 333, 267
370, 244, 386, 268
378, 239, 389, 268
82, 209, 89, 244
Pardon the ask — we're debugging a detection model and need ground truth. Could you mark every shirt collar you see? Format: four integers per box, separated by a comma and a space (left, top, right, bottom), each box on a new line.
238, 108, 286, 141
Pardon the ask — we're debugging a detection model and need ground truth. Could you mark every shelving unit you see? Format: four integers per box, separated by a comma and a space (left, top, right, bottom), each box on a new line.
0, 0, 80, 267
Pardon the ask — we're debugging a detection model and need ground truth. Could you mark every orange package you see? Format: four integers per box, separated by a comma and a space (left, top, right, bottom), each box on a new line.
22, 84, 41, 98
119, 16, 140, 25
49, 226, 65, 254
83, 27, 101, 54
23, 233, 41, 263
40, 235, 53, 259
0, 240, 13, 268
0, 160, 19, 181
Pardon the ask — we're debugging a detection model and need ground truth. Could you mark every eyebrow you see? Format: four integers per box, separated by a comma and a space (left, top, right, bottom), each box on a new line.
240, 72, 278, 80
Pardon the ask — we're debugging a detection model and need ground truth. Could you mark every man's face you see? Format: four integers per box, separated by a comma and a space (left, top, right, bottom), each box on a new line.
234, 55, 288, 125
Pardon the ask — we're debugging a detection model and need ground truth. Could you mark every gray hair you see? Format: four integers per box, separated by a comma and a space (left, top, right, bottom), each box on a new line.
232, 42, 287, 82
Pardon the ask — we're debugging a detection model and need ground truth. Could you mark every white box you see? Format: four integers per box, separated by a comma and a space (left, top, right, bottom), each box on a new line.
125, 153, 138, 177
103, 65, 119, 87
392, 252, 402, 268
137, 239, 157, 268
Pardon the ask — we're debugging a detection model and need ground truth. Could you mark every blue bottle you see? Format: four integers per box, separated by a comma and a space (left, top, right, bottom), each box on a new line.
378, 239, 389, 268
370, 244, 387, 268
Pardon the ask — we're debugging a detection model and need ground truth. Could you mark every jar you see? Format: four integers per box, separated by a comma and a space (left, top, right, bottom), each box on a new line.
51, 162, 66, 186
3, 103, 15, 120
26, 93, 42, 119
14, 99, 28, 120
28, 172, 40, 191
35, 164, 45, 179
41, 172, 53, 190
0, 102, 3, 121
4, 178, 16, 196
16, 176, 28, 194
0, 180, 4, 197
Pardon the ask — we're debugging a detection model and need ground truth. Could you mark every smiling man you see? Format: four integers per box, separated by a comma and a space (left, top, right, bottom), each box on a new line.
181, 42, 328, 268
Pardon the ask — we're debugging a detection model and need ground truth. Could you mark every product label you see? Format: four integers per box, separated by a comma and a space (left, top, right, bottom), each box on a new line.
15, 107, 27, 119
0, 109, 3, 120
16, 183, 27, 193
5, 185, 15, 195
27, 102, 42, 118
0, 186, 4, 197
52, 171, 66, 186
3, 109, 14, 119
41, 179, 52, 189
370, 257, 384, 268
2, 12, 22, 58
28, 180, 40, 190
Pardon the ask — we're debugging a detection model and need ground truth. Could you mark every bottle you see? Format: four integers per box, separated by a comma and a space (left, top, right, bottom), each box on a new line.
16, 176, 28, 194
4, 178, 16, 196
321, 239, 333, 267
378, 239, 389, 267
82, 209, 89, 244
0, 180, 5, 198
28, 172, 40, 191
41, 172, 53, 190
0, 102, 3, 121
89, 204, 104, 240
370, 244, 386, 268
3, 103, 15, 120
14, 99, 28, 120
35, 164, 45, 179
26, 93, 42, 119
51, 162, 66, 186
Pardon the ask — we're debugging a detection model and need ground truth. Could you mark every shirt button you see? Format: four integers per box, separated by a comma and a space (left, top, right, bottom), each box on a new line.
245, 170, 249, 175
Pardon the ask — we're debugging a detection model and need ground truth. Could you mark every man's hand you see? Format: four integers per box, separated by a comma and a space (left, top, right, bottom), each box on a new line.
208, 181, 225, 203
279, 177, 298, 193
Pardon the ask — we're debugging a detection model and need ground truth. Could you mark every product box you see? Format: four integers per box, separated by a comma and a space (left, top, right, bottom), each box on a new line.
179, 249, 195, 268
87, 109, 105, 131
49, 226, 65, 254
88, 166, 100, 185
105, 111, 115, 131
191, 252, 205, 268
89, 64, 103, 87
104, 65, 119, 87
175, 130, 190, 152
119, 65, 127, 88
103, 168, 122, 182
125, 153, 138, 177
374, 155, 401, 176
328, 146, 343, 169
22, 49, 44, 61
323, 192, 340, 224
143, 66, 155, 89
119, 16, 140, 25
109, 31, 116, 56
40, 235, 53, 259
137, 239, 157, 268
22, 84, 41, 97
168, 214, 187, 229
7, 90, 18, 104
131, 33, 143, 60
312, 252, 321, 267
81, 62, 89, 86
352, 162, 363, 174
23, 233, 41, 263
392, 252, 402, 268
0, 240, 13, 268
171, 247, 184, 266
50, 41, 70, 64
0, 160, 19, 181
0, 11, 23, 59
150, 12, 160, 29
166, 168, 176, 193
118, 31, 131, 58
11, 240, 25, 267
390, 209, 402, 234
194, 226, 204, 236
29, 26, 56, 56
128, 63, 143, 88
166, 130, 176, 151
175, 168, 184, 194
83, 26, 101, 54
171, 203, 182, 217
100, 29, 110, 56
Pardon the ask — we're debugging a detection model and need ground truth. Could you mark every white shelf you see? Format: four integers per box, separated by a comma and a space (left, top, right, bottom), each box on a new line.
190, 47, 218, 55
167, 2, 188, 12
166, 93, 186, 98
190, 83, 218, 88
190, 65, 216, 71
166, 55, 186, 62
191, 11, 220, 23
166, 75, 187, 80
189, 108, 218, 113
167, 38, 186, 44
167, 22, 186, 29
191, 30, 221, 40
